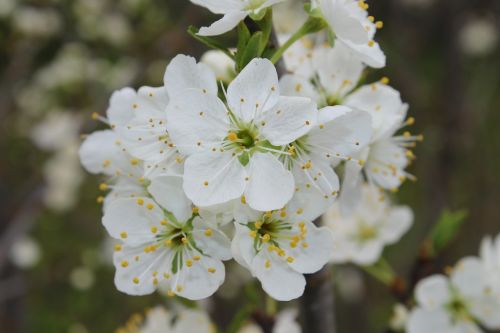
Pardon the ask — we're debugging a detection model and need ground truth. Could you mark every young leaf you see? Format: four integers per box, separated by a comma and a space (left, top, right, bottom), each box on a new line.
429, 209, 468, 256
237, 32, 264, 70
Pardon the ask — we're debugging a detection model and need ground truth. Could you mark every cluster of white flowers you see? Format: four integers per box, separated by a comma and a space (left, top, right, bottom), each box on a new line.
79, 0, 420, 302
116, 306, 214, 333
405, 234, 500, 333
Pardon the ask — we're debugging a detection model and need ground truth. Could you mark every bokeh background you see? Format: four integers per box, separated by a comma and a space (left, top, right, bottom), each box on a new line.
0, 0, 499, 332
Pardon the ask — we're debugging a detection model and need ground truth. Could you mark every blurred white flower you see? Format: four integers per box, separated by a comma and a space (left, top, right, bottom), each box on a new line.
69, 266, 95, 291
31, 112, 82, 151
118, 306, 214, 333
459, 17, 498, 57
273, 0, 307, 34
9, 236, 41, 269
479, 234, 500, 295
389, 304, 409, 331
238, 309, 301, 333
335, 266, 365, 303
0, 0, 15, 17
13, 7, 62, 37
201, 50, 236, 83
407, 258, 500, 333
324, 184, 413, 265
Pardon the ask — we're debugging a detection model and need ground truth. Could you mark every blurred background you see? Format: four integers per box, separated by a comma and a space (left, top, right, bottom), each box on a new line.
0, 0, 498, 332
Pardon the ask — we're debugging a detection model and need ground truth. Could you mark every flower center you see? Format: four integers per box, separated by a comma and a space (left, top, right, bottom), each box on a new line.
357, 223, 377, 241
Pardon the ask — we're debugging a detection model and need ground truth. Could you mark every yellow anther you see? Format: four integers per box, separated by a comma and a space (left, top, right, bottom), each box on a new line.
130, 159, 139, 166
368, 16, 375, 22
302, 242, 309, 248
91, 112, 99, 120
176, 285, 183, 292
96, 196, 105, 204
319, 124, 325, 129
303, 161, 312, 169
375, 21, 384, 29
406, 150, 415, 159
181, 237, 188, 244
146, 203, 154, 210
368, 40, 375, 47
262, 234, 271, 242
255, 220, 263, 229
278, 249, 286, 257
153, 278, 158, 286
99, 183, 108, 191
264, 211, 273, 218
249, 230, 257, 238
114, 244, 122, 252
136, 198, 144, 206
295, 84, 302, 92
390, 187, 399, 193
287, 256, 295, 263
133, 277, 139, 284
208, 267, 216, 273
296, 208, 303, 215
102, 160, 111, 167
121, 261, 129, 268
240, 195, 247, 204
204, 229, 213, 237
164, 239, 172, 246
120, 232, 128, 239
265, 260, 271, 269
193, 255, 201, 261
227, 132, 238, 142
164, 273, 171, 279
406, 117, 415, 125
150, 226, 158, 234
203, 181, 209, 186
290, 241, 298, 248
280, 210, 287, 218
192, 207, 199, 214
167, 289, 175, 297
160, 219, 168, 226
380, 77, 390, 85
186, 260, 193, 267
358, 159, 366, 167
138, 177, 145, 183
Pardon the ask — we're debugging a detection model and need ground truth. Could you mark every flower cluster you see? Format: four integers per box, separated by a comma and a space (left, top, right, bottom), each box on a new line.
405, 234, 500, 333
79, 0, 419, 301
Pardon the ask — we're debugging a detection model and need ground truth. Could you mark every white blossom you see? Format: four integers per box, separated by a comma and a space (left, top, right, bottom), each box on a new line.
201, 50, 236, 83
316, 0, 386, 68
406, 258, 500, 333
232, 209, 333, 300
166, 58, 317, 211
238, 309, 301, 333
191, 0, 286, 36
103, 196, 231, 300
9, 236, 41, 269
324, 184, 413, 265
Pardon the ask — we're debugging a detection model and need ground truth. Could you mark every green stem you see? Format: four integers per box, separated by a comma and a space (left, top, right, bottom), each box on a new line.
265, 295, 277, 316
269, 16, 327, 64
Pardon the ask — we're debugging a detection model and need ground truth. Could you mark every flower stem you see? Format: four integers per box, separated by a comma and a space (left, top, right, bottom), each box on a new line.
269, 16, 326, 64
265, 295, 277, 316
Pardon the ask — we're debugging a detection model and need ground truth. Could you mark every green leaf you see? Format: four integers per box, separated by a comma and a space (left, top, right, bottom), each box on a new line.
187, 26, 234, 59
429, 209, 468, 256
237, 32, 264, 71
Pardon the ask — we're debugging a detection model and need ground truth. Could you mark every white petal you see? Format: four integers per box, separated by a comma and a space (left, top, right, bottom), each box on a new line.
198, 11, 248, 37
102, 197, 163, 246
173, 254, 225, 300
173, 309, 214, 333
320, 0, 369, 44
164, 54, 217, 97
365, 139, 408, 189
338, 158, 364, 216
406, 307, 454, 333
113, 244, 171, 296
312, 44, 364, 99
308, 108, 372, 160
107, 87, 137, 128
279, 74, 320, 102
183, 151, 246, 207
231, 224, 255, 270
245, 152, 294, 211
351, 240, 384, 265
192, 217, 232, 260
166, 89, 229, 155
345, 83, 407, 141
148, 175, 192, 222
103, 178, 147, 211
259, 96, 317, 146
252, 251, 306, 301
286, 222, 333, 274
380, 206, 413, 243
190, 0, 245, 14
470, 294, 500, 330
450, 257, 485, 298
274, 309, 301, 333
227, 58, 279, 123
415, 275, 451, 309
339, 39, 386, 68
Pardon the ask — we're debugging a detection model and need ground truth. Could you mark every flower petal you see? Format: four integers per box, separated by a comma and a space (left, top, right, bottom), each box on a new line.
252, 251, 306, 301
415, 275, 451, 309
406, 307, 454, 333
192, 217, 232, 260
183, 151, 246, 207
227, 58, 279, 123
148, 175, 192, 222
259, 96, 317, 146
164, 54, 218, 97
245, 152, 294, 211
190, 0, 245, 14
166, 89, 229, 155
380, 206, 413, 243
198, 11, 248, 37
107, 87, 137, 128
279, 74, 320, 102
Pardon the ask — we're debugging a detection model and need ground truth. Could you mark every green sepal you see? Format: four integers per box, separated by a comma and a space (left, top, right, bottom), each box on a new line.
237, 31, 264, 71
238, 151, 250, 166
187, 26, 234, 59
